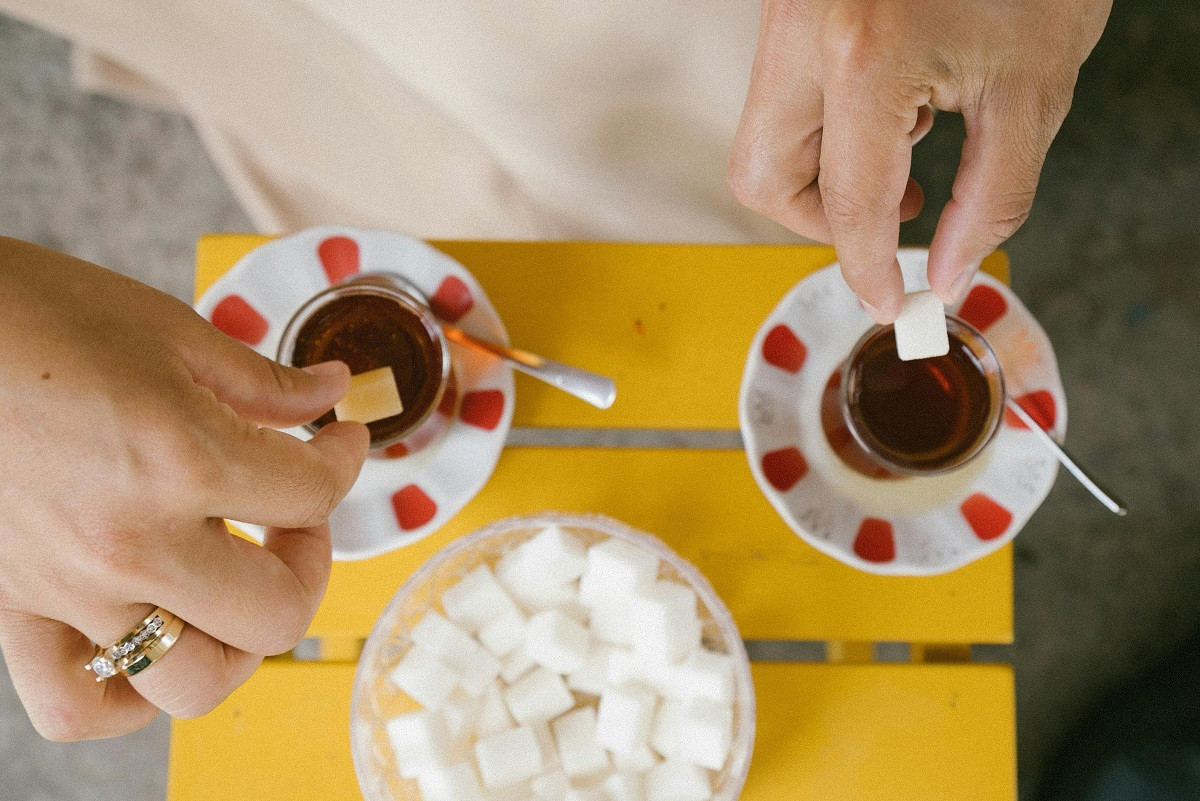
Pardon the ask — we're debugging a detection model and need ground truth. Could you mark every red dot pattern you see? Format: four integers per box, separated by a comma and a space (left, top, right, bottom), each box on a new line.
957, 285, 1008, 333
761, 447, 809, 492
762, 324, 807, 373
383, 442, 410, 459
430, 276, 475, 322
391, 485, 438, 531
1004, 389, 1057, 431
460, 389, 506, 431
317, 236, 361, 284
961, 493, 1014, 541
211, 295, 268, 345
853, 518, 896, 563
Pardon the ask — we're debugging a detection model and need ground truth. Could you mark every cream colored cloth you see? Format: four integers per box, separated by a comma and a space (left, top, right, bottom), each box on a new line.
2, 1, 800, 243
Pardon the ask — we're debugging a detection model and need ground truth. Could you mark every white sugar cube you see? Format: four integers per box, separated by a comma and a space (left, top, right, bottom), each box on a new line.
479, 611, 528, 658
894, 290, 949, 361
578, 539, 659, 609
565, 788, 607, 801
595, 685, 658, 757
551, 707, 611, 779
566, 642, 613, 696
474, 725, 545, 789
476, 681, 516, 739
443, 691, 484, 742
496, 548, 581, 613
614, 745, 662, 773
501, 646, 538, 684
675, 701, 733, 771
485, 783, 534, 801
411, 612, 501, 694
588, 600, 633, 647
521, 525, 588, 583
386, 711, 454, 778
416, 761, 485, 801
606, 648, 673, 695
630, 582, 700, 666
666, 650, 735, 706
334, 366, 403, 424
526, 610, 591, 674
650, 700, 686, 759
531, 770, 571, 800
388, 645, 458, 709
442, 565, 521, 633
604, 772, 646, 801
504, 666, 575, 725
646, 760, 712, 801
530, 719, 562, 770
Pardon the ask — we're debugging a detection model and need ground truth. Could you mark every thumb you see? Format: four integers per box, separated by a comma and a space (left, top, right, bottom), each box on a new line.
177, 317, 352, 427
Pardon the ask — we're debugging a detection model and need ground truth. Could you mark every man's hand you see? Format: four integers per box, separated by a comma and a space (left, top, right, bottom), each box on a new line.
729, 0, 1112, 321
0, 238, 370, 740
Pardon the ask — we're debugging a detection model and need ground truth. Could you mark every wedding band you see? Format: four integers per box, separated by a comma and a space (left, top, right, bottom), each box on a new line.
84, 608, 185, 682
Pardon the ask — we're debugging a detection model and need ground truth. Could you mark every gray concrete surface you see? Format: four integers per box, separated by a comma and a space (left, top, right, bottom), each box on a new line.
2, 5, 1199, 800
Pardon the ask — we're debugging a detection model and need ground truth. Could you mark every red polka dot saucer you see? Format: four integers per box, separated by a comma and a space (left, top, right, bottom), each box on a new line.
739, 249, 1066, 576
195, 227, 515, 561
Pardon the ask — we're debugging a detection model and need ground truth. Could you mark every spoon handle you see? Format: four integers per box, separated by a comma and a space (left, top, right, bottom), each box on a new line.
1004, 396, 1127, 516
443, 326, 617, 410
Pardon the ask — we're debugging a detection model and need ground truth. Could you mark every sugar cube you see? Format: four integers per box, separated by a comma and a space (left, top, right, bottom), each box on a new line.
526, 610, 591, 674
531, 770, 571, 800
675, 700, 733, 771
565, 788, 607, 801
588, 600, 633, 647
497, 548, 581, 613
578, 539, 659, 609
442, 565, 521, 633
385, 711, 454, 778
410, 611, 501, 696
521, 525, 588, 583
645, 760, 712, 801
566, 642, 613, 696
479, 610, 528, 658
530, 719, 562, 770
443, 691, 484, 742
501, 646, 538, 684
416, 761, 485, 801
629, 582, 700, 666
334, 366, 403, 424
604, 772, 646, 801
388, 645, 458, 709
476, 681, 516, 738
614, 745, 662, 773
595, 685, 658, 757
650, 700, 686, 759
474, 725, 545, 789
551, 707, 611, 779
607, 647, 673, 695
666, 650, 735, 706
504, 666, 575, 725
893, 290, 949, 361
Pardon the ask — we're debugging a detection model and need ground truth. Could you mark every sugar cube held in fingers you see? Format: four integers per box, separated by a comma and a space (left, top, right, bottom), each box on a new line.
893, 290, 950, 361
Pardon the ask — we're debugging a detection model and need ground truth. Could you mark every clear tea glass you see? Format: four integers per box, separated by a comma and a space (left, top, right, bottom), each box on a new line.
822, 316, 1005, 477
277, 273, 452, 453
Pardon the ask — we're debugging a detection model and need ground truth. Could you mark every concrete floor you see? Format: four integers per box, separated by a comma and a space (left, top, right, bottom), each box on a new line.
1, 5, 1199, 800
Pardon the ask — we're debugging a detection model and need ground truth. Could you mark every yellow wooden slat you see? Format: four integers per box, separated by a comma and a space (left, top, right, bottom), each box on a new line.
195, 235, 1010, 430
309, 447, 1012, 645
169, 660, 1014, 801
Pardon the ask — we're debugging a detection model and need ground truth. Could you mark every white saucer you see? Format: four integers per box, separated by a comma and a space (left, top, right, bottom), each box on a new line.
739, 249, 1065, 576
194, 227, 514, 561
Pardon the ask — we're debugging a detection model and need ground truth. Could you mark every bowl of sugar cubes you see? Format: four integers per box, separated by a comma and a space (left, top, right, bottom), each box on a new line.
350, 512, 755, 801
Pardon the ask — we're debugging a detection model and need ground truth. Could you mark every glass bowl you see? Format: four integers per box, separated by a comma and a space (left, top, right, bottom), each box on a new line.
350, 512, 756, 800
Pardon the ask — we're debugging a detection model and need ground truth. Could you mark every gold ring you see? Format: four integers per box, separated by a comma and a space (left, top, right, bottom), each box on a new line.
84, 608, 185, 682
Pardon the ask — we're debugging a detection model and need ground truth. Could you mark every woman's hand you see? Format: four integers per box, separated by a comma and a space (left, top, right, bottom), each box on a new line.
0, 237, 370, 740
729, 0, 1112, 321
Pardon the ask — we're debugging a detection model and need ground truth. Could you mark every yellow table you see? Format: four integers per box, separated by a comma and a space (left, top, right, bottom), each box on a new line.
170, 237, 1015, 800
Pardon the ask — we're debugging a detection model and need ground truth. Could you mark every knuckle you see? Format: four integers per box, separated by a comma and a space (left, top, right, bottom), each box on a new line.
727, 146, 783, 214
818, 178, 878, 229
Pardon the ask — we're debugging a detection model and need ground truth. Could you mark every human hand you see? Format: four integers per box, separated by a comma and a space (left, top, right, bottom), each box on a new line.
728, 0, 1112, 321
0, 237, 370, 740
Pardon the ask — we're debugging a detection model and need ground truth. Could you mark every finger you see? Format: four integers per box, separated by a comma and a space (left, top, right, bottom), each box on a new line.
175, 313, 352, 428
207, 418, 369, 529
0, 611, 158, 741
819, 77, 927, 322
144, 519, 331, 656
910, 104, 935, 145
927, 87, 1070, 303
127, 623, 261, 720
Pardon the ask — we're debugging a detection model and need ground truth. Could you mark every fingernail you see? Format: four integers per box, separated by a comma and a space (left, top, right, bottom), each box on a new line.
856, 296, 894, 325
301, 360, 347, 381
856, 296, 877, 314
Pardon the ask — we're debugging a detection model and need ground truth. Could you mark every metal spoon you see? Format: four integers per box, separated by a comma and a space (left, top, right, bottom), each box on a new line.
1004, 396, 1127, 516
442, 325, 617, 410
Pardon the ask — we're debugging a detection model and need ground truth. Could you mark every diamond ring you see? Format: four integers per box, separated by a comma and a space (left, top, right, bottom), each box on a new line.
84, 607, 185, 682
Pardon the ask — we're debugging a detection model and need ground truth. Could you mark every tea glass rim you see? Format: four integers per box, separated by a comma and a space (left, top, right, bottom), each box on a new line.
276, 273, 452, 450
840, 315, 1006, 477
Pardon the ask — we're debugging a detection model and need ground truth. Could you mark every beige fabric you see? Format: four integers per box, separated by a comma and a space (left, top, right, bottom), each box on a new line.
2, 1, 800, 244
